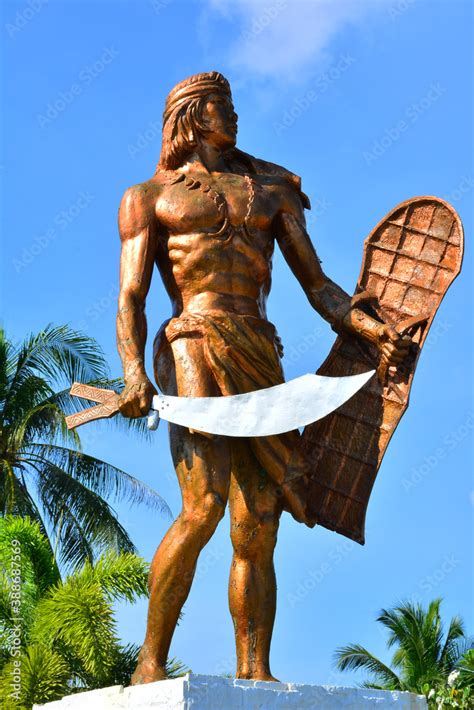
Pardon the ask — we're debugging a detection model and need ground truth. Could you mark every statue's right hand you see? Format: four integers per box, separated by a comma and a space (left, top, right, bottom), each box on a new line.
118, 379, 157, 418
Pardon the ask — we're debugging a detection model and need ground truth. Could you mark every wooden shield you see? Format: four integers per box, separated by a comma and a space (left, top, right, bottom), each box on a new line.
296, 197, 464, 544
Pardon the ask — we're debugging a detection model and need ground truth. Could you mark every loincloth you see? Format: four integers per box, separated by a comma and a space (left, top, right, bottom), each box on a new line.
153, 312, 306, 487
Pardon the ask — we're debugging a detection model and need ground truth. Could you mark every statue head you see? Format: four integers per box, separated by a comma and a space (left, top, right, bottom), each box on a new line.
158, 71, 238, 170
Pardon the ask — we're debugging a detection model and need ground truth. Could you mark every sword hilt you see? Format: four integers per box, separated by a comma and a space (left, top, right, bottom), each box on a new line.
66, 382, 161, 432
66, 383, 120, 430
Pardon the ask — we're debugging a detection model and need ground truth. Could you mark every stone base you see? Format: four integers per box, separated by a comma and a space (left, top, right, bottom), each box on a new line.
33, 673, 427, 709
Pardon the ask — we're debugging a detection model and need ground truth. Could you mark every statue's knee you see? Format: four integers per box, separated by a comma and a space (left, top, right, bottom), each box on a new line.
231, 516, 279, 561
182, 493, 226, 535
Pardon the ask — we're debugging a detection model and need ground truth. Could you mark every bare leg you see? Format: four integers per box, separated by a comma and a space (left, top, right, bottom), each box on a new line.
132, 337, 231, 685
131, 426, 230, 684
228, 441, 282, 681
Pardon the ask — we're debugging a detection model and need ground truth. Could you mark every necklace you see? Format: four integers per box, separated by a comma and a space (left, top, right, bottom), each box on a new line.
169, 171, 256, 242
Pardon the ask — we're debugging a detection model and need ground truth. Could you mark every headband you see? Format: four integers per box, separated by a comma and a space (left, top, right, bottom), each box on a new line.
163, 73, 231, 123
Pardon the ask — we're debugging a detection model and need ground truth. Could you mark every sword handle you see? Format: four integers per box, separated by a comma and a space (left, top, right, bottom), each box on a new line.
67, 382, 162, 431
65, 400, 120, 430
66, 383, 120, 430
70, 382, 117, 402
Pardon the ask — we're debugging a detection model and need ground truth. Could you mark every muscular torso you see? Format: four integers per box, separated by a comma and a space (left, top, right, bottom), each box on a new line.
146, 168, 296, 318
117, 155, 376, 394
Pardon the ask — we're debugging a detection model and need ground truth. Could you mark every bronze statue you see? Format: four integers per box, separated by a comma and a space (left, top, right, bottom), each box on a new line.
109, 71, 463, 684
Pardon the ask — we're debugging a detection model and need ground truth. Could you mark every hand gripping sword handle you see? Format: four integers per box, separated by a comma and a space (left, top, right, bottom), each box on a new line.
66, 382, 161, 431
350, 291, 429, 386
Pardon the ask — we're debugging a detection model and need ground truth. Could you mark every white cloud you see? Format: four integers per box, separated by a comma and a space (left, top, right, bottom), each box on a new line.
205, 0, 390, 82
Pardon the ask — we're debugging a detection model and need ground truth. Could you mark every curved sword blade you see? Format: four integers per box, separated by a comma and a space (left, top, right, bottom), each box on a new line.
150, 370, 375, 437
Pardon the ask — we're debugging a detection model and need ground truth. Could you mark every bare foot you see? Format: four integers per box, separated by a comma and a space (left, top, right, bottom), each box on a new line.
130, 660, 167, 685
254, 672, 281, 682
236, 667, 281, 683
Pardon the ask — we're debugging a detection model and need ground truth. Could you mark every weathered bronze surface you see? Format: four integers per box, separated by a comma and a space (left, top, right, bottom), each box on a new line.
114, 72, 462, 684
294, 198, 463, 543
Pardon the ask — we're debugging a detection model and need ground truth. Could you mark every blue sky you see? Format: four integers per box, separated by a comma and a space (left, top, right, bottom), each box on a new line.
2, 0, 473, 687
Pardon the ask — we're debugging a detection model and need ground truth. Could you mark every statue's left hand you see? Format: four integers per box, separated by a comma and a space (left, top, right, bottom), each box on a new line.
376, 325, 412, 367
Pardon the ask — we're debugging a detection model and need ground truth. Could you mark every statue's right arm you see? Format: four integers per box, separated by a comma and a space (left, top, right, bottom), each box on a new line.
116, 185, 158, 418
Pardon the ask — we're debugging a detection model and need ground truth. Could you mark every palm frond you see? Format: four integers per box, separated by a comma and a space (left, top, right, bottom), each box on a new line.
334, 644, 403, 689
439, 617, 466, 672
0, 645, 70, 708
1, 325, 171, 579
78, 551, 149, 603
0, 516, 59, 593
2, 375, 54, 433
359, 680, 390, 690
0, 517, 59, 643
456, 646, 474, 689
166, 657, 190, 679
0, 327, 15, 400
0, 519, 190, 704
337, 600, 471, 697
24, 443, 171, 516
7, 401, 71, 452
8, 324, 109, 393
378, 600, 447, 690
378, 605, 416, 650
32, 577, 118, 681
0, 463, 48, 533
105, 642, 141, 687
379, 602, 429, 669
41, 497, 95, 574
29, 458, 136, 569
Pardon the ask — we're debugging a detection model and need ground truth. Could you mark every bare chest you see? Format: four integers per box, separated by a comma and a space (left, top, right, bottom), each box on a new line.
155, 172, 281, 234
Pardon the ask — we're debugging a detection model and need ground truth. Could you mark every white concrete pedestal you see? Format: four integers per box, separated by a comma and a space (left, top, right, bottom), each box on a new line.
33, 673, 427, 709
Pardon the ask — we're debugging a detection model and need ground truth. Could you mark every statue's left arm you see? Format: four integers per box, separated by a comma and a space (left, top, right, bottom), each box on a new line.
275, 192, 410, 366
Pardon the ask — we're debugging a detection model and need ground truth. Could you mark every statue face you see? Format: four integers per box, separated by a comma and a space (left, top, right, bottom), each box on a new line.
201, 93, 238, 149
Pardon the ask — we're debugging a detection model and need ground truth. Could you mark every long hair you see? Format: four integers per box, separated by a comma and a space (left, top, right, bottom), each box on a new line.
157, 71, 231, 171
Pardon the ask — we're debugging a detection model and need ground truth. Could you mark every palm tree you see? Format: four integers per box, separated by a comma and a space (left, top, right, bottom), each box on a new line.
335, 599, 473, 706
0, 325, 170, 570
0, 516, 187, 708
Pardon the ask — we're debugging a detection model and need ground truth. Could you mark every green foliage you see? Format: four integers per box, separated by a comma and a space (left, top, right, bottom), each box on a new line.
457, 647, 474, 686
423, 681, 473, 709
34, 577, 117, 681
0, 646, 70, 709
0, 325, 170, 570
335, 599, 473, 706
0, 517, 60, 654
0, 517, 188, 708
31, 552, 149, 682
